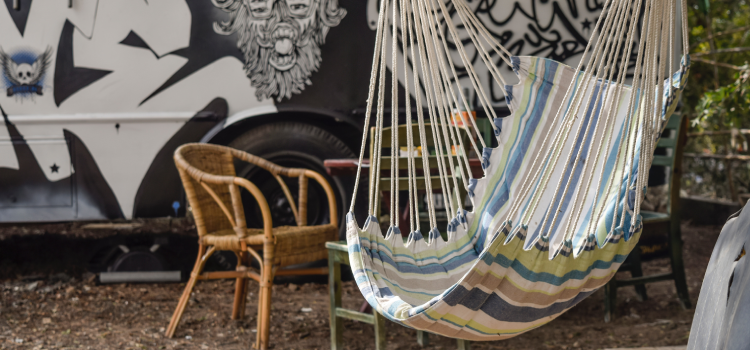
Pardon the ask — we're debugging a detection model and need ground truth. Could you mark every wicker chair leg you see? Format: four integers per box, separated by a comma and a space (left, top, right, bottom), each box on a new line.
255, 246, 275, 350
236, 277, 249, 319
254, 283, 265, 350
232, 251, 249, 320
166, 244, 214, 338
255, 281, 273, 350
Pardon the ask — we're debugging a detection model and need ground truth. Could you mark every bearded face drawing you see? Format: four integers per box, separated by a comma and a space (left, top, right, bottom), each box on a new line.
213, 0, 346, 101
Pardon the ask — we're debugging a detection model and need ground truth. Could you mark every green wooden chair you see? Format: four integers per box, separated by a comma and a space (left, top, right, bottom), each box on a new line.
604, 114, 691, 322
325, 122, 482, 349
327, 241, 470, 350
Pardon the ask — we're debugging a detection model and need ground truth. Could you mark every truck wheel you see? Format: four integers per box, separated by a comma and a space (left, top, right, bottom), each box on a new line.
228, 122, 355, 238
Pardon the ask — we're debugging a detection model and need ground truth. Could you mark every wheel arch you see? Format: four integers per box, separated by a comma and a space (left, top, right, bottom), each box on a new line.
204, 105, 364, 152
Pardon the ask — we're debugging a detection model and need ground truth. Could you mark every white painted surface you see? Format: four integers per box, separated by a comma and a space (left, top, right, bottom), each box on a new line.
0, 0, 273, 218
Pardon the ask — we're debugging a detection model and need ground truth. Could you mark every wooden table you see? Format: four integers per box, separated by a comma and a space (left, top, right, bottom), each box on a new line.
323, 158, 484, 177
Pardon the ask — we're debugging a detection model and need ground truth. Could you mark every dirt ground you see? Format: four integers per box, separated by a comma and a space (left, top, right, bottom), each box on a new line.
0, 220, 723, 350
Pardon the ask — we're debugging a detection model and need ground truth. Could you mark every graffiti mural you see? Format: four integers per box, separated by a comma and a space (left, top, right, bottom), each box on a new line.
0, 47, 52, 99
212, 0, 347, 101
446, 0, 608, 104
369, 0, 623, 105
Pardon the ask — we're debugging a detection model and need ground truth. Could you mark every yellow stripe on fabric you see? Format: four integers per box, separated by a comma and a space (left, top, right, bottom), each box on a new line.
468, 232, 636, 279
470, 260, 617, 298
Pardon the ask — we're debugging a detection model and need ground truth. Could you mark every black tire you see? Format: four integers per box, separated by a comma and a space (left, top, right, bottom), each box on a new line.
228, 122, 355, 238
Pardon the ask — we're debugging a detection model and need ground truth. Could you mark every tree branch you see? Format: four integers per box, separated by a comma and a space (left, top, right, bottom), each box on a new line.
692, 47, 750, 57
689, 25, 750, 50
691, 57, 747, 70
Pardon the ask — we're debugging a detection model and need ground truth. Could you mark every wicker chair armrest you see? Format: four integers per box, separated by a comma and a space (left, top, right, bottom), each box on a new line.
302, 170, 338, 229
233, 177, 274, 242
230, 148, 338, 229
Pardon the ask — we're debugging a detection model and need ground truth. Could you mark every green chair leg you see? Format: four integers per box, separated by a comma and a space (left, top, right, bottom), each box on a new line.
417, 330, 429, 347
328, 241, 475, 350
627, 248, 648, 301
604, 281, 617, 323
374, 309, 386, 350
329, 250, 343, 350
670, 227, 691, 309
416, 330, 469, 349
457, 339, 471, 350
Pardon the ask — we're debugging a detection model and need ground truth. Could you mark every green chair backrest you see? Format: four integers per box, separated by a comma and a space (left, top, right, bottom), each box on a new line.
369, 123, 473, 233
649, 114, 687, 216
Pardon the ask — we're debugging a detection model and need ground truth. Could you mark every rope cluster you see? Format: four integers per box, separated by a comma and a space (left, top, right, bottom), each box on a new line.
349, 0, 689, 249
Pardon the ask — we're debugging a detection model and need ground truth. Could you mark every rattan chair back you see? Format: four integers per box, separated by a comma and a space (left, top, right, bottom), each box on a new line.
175, 145, 240, 237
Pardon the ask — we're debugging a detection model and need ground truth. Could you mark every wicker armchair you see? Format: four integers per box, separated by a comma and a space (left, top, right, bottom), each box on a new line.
166, 143, 338, 349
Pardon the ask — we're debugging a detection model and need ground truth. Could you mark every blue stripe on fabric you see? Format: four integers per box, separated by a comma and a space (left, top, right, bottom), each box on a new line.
478, 249, 628, 285
476, 59, 540, 250
530, 81, 606, 240
475, 58, 559, 252
357, 236, 475, 264
362, 244, 479, 275
494, 117, 504, 137
570, 119, 631, 245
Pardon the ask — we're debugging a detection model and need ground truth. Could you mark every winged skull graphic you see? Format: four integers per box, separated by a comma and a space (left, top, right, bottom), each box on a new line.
0, 47, 53, 97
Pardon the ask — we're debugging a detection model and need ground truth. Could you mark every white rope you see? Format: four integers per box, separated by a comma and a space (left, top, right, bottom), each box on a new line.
681, 0, 689, 57
420, 0, 471, 216
418, 0, 458, 207
444, 0, 510, 148
433, 0, 508, 134
547, 0, 628, 240
409, 0, 439, 228
616, 0, 655, 229
446, 0, 505, 134
399, 0, 417, 233
631, 0, 660, 227
503, 0, 615, 225
533, 0, 626, 236
425, 0, 487, 156
563, 0, 635, 241
390, 0, 399, 228
347, 0, 688, 253
349, 0, 389, 214
415, 0, 456, 222
371, 2, 390, 216
586, 0, 647, 239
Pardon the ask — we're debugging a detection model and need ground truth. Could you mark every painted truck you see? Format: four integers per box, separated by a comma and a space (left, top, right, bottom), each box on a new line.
0, 0, 608, 230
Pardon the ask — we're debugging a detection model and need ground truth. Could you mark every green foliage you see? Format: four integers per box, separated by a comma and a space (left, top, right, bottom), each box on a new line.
681, 0, 750, 200
683, 0, 750, 131
694, 67, 750, 129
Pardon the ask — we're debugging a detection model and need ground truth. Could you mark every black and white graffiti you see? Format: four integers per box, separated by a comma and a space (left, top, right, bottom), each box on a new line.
212, 0, 347, 101
370, 0, 616, 105
446, 0, 607, 103
0, 47, 52, 98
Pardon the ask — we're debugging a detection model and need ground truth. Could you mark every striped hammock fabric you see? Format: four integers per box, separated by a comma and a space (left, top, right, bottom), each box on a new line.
346, 55, 689, 340
346, 0, 690, 340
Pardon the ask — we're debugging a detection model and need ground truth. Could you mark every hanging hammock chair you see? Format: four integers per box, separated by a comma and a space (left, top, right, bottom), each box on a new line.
346, 0, 689, 341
